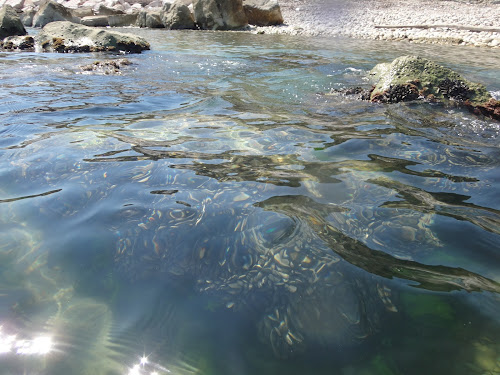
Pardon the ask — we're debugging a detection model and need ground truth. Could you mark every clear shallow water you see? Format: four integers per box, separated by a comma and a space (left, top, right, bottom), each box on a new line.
1, 29, 500, 375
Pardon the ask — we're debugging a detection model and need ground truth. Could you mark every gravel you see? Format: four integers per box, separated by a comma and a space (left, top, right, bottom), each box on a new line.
254, 0, 500, 47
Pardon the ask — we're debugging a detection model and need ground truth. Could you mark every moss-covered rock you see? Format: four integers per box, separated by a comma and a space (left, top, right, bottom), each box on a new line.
368, 55, 499, 120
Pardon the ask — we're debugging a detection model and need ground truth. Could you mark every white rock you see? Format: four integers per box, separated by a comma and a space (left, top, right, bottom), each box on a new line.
4, 0, 25, 10
64, 0, 83, 8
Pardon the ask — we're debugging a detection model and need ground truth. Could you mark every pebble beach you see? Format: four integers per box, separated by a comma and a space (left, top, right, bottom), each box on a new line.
255, 0, 500, 48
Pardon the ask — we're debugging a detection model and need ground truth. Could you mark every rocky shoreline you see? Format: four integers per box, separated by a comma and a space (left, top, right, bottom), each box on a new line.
260, 0, 500, 48
1, 0, 499, 47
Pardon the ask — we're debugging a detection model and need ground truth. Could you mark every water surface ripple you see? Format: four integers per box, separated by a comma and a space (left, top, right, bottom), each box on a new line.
1, 30, 499, 375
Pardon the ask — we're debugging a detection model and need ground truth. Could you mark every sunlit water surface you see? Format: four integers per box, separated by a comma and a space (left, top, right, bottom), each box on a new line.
1, 29, 500, 375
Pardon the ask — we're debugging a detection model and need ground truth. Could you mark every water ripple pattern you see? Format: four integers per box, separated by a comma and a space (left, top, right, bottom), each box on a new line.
0, 30, 499, 375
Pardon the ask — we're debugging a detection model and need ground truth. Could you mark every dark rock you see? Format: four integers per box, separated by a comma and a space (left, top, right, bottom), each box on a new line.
193, 0, 248, 30
162, 0, 195, 30
329, 87, 372, 101
437, 78, 472, 102
1, 34, 34, 50
0, 5, 27, 39
36, 21, 150, 53
243, 0, 283, 26
32, 0, 76, 28
370, 82, 420, 103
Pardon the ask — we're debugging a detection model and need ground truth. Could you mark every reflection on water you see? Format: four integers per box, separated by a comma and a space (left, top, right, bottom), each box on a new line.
1, 30, 500, 374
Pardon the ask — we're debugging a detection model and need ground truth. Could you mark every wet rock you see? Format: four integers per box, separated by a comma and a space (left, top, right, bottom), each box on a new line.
161, 0, 195, 30
193, 0, 248, 30
1, 34, 33, 49
329, 86, 372, 101
368, 55, 499, 120
0, 4, 27, 39
32, 0, 76, 28
36, 21, 150, 53
243, 0, 283, 26
80, 58, 132, 74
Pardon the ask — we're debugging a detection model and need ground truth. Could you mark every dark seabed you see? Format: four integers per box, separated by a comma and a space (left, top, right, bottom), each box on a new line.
0, 29, 499, 375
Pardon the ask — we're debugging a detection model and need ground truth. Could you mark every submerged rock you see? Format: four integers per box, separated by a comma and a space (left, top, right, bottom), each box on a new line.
36, 21, 150, 53
243, 0, 283, 26
368, 55, 499, 120
80, 58, 132, 74
0, 4, 27, 39
193, 0, 248, 30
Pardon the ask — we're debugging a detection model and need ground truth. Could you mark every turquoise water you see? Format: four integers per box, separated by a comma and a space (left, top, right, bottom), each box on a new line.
1, 29, 500, 374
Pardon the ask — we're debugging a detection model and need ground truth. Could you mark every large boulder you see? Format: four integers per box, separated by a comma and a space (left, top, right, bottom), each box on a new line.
193, 0, 247, 30
368, 55, 499, 121
136, 10, 163, 28
36, 21, 150, 53
161, 0, 194, 30
32, 0, 76, 27
243, 0, 282, 26
0, 4, 27, 39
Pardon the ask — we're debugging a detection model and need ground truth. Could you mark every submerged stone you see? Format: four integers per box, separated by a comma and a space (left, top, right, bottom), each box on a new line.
80, 58, 132, 75
368, 55, 499, 121
36, 21, 150, 53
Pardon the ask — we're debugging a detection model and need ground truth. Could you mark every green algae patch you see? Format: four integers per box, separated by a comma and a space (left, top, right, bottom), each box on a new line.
400, 292, 454, 322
